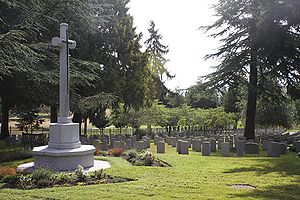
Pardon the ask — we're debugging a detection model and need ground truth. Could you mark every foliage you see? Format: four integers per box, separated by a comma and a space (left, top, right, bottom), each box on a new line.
202, 0, 300, 139
0, 0, 151, 139
110, 104, 129, 131
0, 164, 131, 189
126, 150, 138, 160
145, 20, 171, 80
135, 101, 234, 131
16, 109, 44, 133
140, 150, 155, 166
0, 167, 17, 180
51, 172, 75, 185
32, 168, 54, 188
94, 169, 104, 179
256, 97, 296, 129
185, 81, 220, 109
0, 150, 32, 163
75, 165, 88, 182
109, 148, 125, 157
126, 149, 160, 167
144, 20, 173, 105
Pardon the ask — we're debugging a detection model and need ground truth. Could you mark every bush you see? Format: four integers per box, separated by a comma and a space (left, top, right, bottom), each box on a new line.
127, 150, 138, 160
94, 169, 104, 179
109, 148, 125, 157
75, 165, 89, 181
1, 174, 19, 185
0, 150, 32, 162
141, 150, 154, 166
0, 167, 17, 180
94, 146, 102, 156
51, 173, 74, 185
32, 168, 53, 188
133, 129, 147, 138
18, 174, 33, 189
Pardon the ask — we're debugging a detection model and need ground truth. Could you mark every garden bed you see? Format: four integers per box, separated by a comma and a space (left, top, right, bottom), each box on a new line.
96, 148, 171, 167
0, 166, 134, 190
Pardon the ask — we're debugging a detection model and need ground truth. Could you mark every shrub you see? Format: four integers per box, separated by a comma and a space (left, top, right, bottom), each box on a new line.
32, 168, 53, 188
140, 150, 154, 166
1, 174, 19, 185
109, 148, 124, 157
75, 165, 89, 181
18, 174, 33, 189
94, 146, 102, 156
94, 169, 104, 179
127, 150, 138, 160
51, 173, 74, 185
133, 129, 147, 138
0, 167, 17, 179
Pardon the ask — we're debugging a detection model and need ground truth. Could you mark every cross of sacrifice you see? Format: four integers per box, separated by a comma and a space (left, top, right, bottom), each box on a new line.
51, 23, 76, 124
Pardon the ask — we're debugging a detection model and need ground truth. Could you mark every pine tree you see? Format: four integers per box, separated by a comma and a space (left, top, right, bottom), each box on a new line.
145, 20, 171, 81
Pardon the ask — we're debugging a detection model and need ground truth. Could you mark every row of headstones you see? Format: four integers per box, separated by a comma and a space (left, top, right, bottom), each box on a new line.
84, 135, 152, 152
157, 130, 300, 147
154, 136, 289, 157
2, 133, 46, 146
157, 128, 286, 139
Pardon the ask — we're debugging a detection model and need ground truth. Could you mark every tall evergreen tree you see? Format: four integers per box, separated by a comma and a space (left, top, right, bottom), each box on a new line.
203, 0, 300, 139
144, 20, 174, 105
145, 20, 171, 80
0, 0, 150, 139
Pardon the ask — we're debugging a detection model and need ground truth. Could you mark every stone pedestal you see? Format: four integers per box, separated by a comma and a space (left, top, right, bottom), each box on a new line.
32, 122, 95, 171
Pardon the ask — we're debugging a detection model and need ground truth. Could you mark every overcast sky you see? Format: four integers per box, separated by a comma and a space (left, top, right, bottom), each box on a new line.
128, 0, 220, 90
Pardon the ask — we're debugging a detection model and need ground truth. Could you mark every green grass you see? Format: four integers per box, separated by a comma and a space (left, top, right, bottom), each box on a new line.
1, 144, 300, 200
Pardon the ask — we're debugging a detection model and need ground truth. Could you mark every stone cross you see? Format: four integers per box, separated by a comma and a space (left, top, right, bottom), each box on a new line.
51, 23, 76, 124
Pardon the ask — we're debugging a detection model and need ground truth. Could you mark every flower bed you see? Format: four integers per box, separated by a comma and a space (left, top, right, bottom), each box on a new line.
124, 150, 171, 167
0, 166, 134, 190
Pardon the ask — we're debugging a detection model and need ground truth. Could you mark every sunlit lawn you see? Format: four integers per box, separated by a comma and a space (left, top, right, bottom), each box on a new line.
1, 144, 300, 200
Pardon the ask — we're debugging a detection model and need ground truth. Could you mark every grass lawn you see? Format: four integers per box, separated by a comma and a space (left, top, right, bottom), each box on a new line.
0, 144, 300, 200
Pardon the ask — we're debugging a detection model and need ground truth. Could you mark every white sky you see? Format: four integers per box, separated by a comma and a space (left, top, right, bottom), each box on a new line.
128, 0, 220, 90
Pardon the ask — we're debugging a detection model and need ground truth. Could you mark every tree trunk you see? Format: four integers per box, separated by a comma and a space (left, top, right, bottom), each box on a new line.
83, 117, 88, 136
244, 62, 258, 140
72, 112, 82, 136
50, 105, 58, 123
0, 97, 9, 140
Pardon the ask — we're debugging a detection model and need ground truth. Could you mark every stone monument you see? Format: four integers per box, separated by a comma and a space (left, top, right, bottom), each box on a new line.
32, 23, 95, 171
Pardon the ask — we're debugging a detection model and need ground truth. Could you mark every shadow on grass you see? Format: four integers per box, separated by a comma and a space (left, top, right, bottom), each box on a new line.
232, 183, 300, 200
224, 153, 300, 177
226, 153, 300, 199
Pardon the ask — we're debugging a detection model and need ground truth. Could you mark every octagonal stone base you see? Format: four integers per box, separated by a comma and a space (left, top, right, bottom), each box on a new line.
32, 145, 95, 171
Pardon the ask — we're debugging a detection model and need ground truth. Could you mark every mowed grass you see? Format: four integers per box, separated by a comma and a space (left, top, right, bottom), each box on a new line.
1, 144, 300, 200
